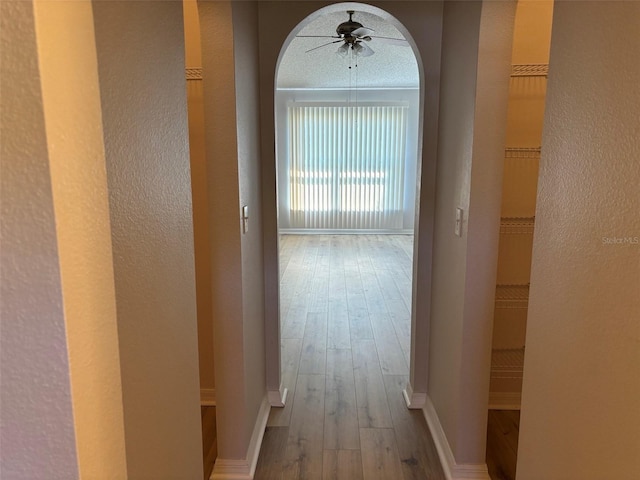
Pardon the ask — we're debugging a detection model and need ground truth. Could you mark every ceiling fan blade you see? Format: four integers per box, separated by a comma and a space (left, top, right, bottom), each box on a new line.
305, 40, 343, 53
296, 35, 341, 39
351, 26, 374, 37
370, 36, 409, 47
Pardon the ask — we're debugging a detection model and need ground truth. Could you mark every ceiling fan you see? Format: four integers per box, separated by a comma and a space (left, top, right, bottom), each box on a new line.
296, 10, 408, 58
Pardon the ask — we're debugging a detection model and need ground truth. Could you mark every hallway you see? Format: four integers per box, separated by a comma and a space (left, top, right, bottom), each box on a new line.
255, 235, 444, 479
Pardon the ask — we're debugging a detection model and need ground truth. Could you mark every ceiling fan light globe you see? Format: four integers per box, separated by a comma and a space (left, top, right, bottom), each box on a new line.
352, 43, 364, 56
336, 43, 350, 57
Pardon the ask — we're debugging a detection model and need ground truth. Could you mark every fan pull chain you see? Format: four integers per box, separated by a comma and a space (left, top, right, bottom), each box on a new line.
354, 55, 359, 156
348, 52, 352, 106
356, 58, 358, 108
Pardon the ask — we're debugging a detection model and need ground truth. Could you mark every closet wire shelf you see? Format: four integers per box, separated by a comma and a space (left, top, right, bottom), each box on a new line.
491, 347, 525, 378
505, 146, 541, 159
186, 68, 203, 80
511, 63, 549, 77
500, 217, 535, 235
495, 284, 530, 310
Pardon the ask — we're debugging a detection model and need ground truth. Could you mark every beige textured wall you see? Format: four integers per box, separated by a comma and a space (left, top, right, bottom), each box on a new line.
198, 1, 270, 466
34, 1, 127, 477
504, 0, 552, 152
460, 1, 516, 461
199, 0, 249, 460
428, 0, 515, 466
428, 4, 480, 455
517, 2, 640, 479
184, 0, 203, 67
183, 0, 216, 394
510, 0, 553, 66
232, 0, 268, 447
92, 1, 203, 477
0, 2, 79, 477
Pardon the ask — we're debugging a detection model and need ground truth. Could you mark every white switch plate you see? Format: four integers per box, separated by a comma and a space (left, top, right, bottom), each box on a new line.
455, 207, 463, 236
242, 205, 249, 234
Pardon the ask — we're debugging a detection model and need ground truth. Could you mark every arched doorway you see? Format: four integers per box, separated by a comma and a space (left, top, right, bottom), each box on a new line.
261, 1, 440, 413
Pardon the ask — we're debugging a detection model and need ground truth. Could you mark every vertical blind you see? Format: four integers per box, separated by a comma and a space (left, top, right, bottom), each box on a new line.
288, 104, 408, 230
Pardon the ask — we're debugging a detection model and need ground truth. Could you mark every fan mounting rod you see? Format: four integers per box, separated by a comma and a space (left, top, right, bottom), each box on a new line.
336, 10, 364, 40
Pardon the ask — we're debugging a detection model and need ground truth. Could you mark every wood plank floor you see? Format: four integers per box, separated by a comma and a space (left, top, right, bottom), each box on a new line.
486, 410, 520, 480
255, 234, 445, 480
201, 406, 217, 480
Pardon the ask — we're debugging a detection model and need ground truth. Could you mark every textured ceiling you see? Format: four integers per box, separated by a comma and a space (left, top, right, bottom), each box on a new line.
277, 10, 419, 89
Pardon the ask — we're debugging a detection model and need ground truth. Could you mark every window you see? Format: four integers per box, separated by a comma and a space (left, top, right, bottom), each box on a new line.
288, 104, 408, 229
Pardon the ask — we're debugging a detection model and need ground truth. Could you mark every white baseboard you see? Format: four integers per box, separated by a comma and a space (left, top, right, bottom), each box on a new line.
201, 388, 216, 406
402, 384, 427, 409
279, 228, 414, 235
423, 396, 490, 480
267, 386, 288, 408
450, 464, 491, 479
211, 396, 270, 480
488, 391, 521, 410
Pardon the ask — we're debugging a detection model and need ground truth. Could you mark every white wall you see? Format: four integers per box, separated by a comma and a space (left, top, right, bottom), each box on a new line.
92, 1, 203, 477
233, 0, 269, 459
198, 1, 268, 474
426, 0, 515, 471
199, 0, 246, 461
34, 1, 128, 477
2, 1, 201, 477
517, 2, 640, 479
0, 2, 79, 477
